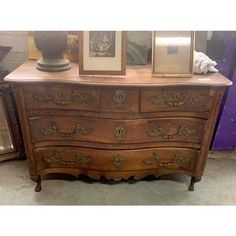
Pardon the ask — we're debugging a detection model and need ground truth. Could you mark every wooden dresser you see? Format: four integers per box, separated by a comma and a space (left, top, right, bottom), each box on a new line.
4, 61, 232, 192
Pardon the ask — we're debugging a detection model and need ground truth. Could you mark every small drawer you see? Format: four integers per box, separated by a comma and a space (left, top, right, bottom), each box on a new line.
35, 146, 199, 172
141, 87, 215, 113
101, 87, 139, 113
24, 84, 100, 111
29, 116, 205, 146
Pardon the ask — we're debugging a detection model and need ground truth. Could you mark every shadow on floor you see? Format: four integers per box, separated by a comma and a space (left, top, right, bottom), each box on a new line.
43, 173, 189, 185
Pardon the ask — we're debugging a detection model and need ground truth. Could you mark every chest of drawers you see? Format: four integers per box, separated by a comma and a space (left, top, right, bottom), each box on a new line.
5, 61, 232, 192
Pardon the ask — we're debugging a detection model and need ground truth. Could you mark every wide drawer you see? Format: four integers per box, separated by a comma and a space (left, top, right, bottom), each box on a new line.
141, 87, 215, 113
29, 116, 205, 145
24, 84, 100, 111
35, 146, 199, 172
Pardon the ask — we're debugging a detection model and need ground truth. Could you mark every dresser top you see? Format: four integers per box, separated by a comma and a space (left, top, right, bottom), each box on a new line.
5, 60, 232, 87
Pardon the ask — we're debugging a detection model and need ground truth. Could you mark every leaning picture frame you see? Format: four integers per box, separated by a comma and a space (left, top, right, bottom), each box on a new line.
152, 31, 195, 77
79, 31, 127, 75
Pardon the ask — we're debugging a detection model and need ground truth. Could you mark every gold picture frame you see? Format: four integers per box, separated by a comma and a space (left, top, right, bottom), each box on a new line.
79, 31, 127, 75
152, 31, 195, 77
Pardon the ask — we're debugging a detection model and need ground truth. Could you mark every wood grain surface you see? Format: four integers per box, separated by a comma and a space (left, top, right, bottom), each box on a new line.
5, 61, 232, 191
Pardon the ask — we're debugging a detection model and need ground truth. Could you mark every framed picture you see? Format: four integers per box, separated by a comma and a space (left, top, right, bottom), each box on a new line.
152, 31, 195, 77
79, 31, 127, 75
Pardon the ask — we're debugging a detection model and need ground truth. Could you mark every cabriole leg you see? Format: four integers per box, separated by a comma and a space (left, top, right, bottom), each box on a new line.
31, 175, 42, 192
188, 176, 201, 191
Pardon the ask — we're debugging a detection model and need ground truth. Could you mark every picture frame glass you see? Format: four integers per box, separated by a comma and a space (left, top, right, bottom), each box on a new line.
0, 96, 13, 154
89, 31, 116, 57
153, 31, 194, 75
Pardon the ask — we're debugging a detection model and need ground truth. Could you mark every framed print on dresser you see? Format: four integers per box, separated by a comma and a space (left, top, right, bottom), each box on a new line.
79, 31, 127, 75
152, 31, 195, 77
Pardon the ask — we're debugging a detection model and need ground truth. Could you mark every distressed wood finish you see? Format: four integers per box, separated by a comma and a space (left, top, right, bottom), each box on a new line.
5, 61, 232, 87
4, 61, 232, 192
24, 84, 100, 111
35, 147, 199, 173
141, 87, 216, 113
29, 116, 205, 145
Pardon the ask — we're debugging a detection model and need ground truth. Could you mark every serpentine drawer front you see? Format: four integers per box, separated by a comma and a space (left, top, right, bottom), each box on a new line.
4, 61, 232, 192
29, 116, 205, 145
141, 87, 215, 113
24, 85, 100, 111
35, 147, 199, 173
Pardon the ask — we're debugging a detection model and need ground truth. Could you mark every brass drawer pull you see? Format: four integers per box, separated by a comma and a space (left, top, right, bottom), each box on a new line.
144, 153, 190, 169
44, 152, 60, 164
44, 151, 91, 166
113, 123, 126, 141
143, 153, 159, 165
34, 90, 88, 106
150, 91, 200, 107
40, 121, 92, 137
75, 152, 91, 164
146, 123, 195, 139
113, 89, 127, 108
44, 152, 75, 166
113, 154, 124, 168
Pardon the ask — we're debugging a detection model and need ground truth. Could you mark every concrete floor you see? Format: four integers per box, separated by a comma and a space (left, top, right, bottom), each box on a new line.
0, 151, 236, 205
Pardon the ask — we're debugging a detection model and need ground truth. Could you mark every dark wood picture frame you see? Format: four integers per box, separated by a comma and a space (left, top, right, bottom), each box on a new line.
152, 31, 195, 77
0, 76, 25, 162
79, 31, 127, 75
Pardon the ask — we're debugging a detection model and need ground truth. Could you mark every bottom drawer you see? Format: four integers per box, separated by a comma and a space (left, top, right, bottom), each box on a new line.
35, 147, 199, 173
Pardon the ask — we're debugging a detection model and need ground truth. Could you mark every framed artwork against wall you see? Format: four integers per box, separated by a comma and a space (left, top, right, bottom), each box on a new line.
79, 31, 127, 75
0, 75, 25, 162
152, 31, 195, 77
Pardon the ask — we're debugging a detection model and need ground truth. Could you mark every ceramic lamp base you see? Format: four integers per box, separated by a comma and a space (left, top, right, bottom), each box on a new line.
36, 58, 71, 72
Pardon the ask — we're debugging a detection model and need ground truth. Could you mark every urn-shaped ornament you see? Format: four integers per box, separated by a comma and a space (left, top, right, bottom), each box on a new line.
33, 31, 71, 72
